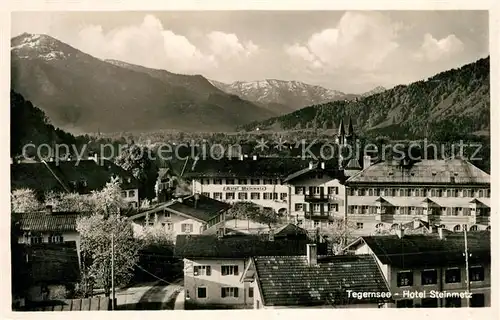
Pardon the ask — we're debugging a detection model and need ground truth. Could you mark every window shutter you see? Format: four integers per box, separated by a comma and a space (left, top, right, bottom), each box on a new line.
206, 266, 211, 276
234, 266, 239, 275
234, 288, 239, 298
221, 288, 226, 298
194, 266, 199, 276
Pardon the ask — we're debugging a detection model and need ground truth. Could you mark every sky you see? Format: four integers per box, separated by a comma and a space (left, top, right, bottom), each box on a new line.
11, 11, 489, 93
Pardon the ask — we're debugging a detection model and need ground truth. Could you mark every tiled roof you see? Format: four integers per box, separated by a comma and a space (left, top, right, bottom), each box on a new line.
354, 232, 490, 268
26, 241, 80, 284
18, 211, 84, 232
174, 234, 326, 258
166, 194, 231, 222
183, 157, 319, 179
346, 159, 490, 185
11, 160, 138, 196
274, 223, 309, 238
254, 254, 390, 307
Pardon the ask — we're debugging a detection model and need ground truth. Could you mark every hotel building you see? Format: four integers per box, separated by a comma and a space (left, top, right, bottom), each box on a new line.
345, 158, 491, 235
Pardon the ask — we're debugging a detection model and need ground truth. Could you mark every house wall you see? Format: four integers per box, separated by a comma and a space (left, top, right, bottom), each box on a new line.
183, 258, 252, 308
345, 185, 491, 236
289, 175, 346, 229
122, 188, 139, 206
352, 242, 491, 307
18, 231, 81, 263
132, 210, 206, 241
192, 178, 289, 214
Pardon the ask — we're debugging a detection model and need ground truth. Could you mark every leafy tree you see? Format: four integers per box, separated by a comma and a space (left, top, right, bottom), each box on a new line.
11, 188, 41, 213
11, 213, 29, 305
76, 214, 140, 297
44, 191, 94, 212
89, 178, 129, 216
114, 144, 159, 200
228, 201, 283, 228
317, 219, 357, 255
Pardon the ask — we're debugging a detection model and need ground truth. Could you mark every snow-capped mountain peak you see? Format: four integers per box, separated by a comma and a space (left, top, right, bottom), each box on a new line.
209, 78, 351, 110
11, 33, 70, 61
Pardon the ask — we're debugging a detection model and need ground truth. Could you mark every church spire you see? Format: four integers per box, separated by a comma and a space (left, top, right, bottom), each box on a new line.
346, 117, 354, 136
338, 119, 345, 137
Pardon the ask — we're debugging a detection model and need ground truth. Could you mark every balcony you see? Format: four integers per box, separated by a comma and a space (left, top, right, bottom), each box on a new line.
307, 212, 335, 221
304, 194, 337, 202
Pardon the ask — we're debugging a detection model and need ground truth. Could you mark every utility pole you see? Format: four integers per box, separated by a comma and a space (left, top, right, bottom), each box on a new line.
111, 233, 115, 311
463, 224, 470, 308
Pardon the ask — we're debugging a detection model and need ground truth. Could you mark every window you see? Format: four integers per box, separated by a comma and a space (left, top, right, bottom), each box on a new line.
221, 265, 239, 276
356, 223, 363, 229
263, 179, 273, 185
121, 191, 127, 197
445, 268, 461, 283
421, 269, 437, 285
48, 234, 64, 243
397, 271, 413, 287
312, 204, 321, 212
295, 186, 305, 195
128, 190, 136, 197
470, 225, 478, 231
214, 179, 223, 185
181, 223, 193, 233
250, 179, 260, 185
421, 298, 438, 308
165, 222, 173, 231
313, 221, 320, 228
396, 299, 413, 308
238, 192, 248, 200
280, 193, 287, 200
250, 192, 260, 200
273, 193, 278, 200
375, 223, 383, 229
30, 234, 43, 244
368, 189, 374, 196
295, 203, 304, 211
470, 294, 485, 307
328, 203, 338, 212
453, 225, 461, 232
214, 192, 222, 200
221, 287, 239, 298
328, 187, 338, 195
201, 192, 210, 198
197, 287, 207, 298
263, 193, 273, 200
445, 297, 461, 308
194, 265, 211, 276
226, 192, 235, 200
226, 179, 235, 185
238, 179, 247, 185
469, 266, 484, 282
248, 287, 254, 298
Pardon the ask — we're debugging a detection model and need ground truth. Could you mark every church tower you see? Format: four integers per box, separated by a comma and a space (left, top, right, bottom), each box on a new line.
336, 119, 346, 145
345, 117, 355, 145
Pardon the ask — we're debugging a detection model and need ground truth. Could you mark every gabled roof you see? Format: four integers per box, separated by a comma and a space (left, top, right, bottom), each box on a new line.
345, 158, 362, 169
25, 241, 80, 284
253, 254, 390, 307
347, 232, 490, 268
11, 160, 138, 196
274, 223, 309, 238
166, 194, 231, 222
338, 119, 345, 136
174, 235, 325, 258
17, 211, 85, 232
346, 159, 490, 185
129, 194, 230, 223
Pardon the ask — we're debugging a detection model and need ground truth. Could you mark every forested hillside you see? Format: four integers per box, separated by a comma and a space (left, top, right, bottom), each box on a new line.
242, 57, 490, 141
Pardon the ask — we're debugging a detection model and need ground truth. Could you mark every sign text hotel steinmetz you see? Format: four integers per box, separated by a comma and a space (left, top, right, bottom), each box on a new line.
222, 186, 267, 192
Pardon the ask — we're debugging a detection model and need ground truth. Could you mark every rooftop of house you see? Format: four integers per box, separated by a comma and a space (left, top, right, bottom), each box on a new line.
174, 234, 326, 259
253, 254, 390, 307
25, 241, 80, 284
346, 159, 490, 185
11, 159, 139, 196
16, 210, 85, 232
347, 231, 490, 268
129, 194, 230, 223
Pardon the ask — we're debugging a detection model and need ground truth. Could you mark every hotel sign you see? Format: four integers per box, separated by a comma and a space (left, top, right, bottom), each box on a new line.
223, 186, 267, 192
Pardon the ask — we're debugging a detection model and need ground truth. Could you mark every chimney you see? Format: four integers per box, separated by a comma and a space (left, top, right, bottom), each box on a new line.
252, 155, 258, 160
45, 205, 53, 215
363, 156, 371, 170
239, 154, 244, 160
194, 193, 200, 208
438, 226, 445, 240
306, 243, 318, 266
320, 162, 325, 170
396, 224, 404, 238
308, 161, 314, 170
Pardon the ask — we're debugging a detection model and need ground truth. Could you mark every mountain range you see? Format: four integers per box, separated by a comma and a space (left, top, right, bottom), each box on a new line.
242, 57, 490, 140
11, 33, 366, 133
